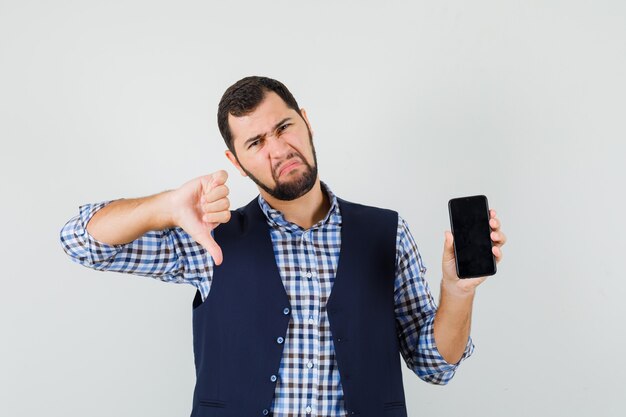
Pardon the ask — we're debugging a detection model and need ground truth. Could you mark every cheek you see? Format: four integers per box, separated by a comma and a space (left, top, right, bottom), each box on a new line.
290, 134, 311, 156
249, 157, 278, 180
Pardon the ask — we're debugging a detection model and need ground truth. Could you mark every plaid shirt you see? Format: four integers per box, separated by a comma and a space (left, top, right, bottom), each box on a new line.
60, 180, 474, 416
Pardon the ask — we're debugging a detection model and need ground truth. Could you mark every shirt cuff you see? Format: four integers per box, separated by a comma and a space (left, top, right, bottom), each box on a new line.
416, 314, 475, 384
77, 200, 126, 264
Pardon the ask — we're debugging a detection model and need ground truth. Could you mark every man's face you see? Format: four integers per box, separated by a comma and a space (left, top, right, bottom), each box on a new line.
225, 91, 318, 201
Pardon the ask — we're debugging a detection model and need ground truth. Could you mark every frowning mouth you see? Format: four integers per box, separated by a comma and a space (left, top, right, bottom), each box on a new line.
278, 160, 301, 176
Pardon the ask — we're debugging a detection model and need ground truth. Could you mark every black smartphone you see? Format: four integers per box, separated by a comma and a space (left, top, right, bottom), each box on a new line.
448, 195, 497, 279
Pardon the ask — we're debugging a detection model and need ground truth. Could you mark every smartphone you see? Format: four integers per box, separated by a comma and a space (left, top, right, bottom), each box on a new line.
448, 195, 497, 279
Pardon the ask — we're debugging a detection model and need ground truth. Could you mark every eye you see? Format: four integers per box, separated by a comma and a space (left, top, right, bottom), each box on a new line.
248, 140, 260, 149
278, 123, 290, 132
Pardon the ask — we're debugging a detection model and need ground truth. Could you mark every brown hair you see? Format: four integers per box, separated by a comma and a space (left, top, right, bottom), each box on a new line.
217, 76, 303, 157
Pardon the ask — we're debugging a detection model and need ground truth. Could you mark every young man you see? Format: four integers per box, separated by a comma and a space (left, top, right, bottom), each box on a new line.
60, 76, 506, 417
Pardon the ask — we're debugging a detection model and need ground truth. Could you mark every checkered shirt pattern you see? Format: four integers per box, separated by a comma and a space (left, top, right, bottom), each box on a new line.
60, 180, 474, 417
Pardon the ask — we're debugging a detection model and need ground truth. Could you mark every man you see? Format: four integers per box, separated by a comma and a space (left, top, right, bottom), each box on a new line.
60, 76, 507, 417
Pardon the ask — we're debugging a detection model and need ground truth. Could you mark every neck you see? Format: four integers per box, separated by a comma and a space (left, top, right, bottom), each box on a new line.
260, 178, 330, 230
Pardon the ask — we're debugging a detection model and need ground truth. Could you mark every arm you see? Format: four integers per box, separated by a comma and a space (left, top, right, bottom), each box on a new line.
84, 190, 176, 245
59, 198, 212, 293
434, 209, 506, 364
433, 281, 474, 365
59, 170, 232, 299
394, 215, 474, 385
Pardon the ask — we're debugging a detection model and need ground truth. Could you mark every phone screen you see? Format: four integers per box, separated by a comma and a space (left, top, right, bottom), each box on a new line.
448, 195, 497, 279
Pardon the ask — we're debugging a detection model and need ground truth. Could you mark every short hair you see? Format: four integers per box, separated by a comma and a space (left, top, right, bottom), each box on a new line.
217, 76, 302, 157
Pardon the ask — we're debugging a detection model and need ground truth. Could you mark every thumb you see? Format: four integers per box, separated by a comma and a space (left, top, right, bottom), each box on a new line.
442, 230, 455, 264
197, 231, 223, 266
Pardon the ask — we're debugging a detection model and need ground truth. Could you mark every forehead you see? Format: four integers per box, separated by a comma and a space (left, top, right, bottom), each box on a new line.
228, 91, 295, 145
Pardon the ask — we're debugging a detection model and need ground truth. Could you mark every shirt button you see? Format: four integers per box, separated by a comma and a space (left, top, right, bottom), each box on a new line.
276, 336, 284, 344
283, 307, 290, 315
270, 374, 277, 382
262, 409, 269, 415
305, 271, 313, 279
308, 316, 315, 325
305, 405, 312, 413
307, 361, 314, 369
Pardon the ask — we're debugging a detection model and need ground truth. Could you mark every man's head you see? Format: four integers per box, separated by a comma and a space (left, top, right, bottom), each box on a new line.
218, 76, 318, 201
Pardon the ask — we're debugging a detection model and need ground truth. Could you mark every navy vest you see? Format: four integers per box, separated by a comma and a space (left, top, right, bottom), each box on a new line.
190, 195, 408, 417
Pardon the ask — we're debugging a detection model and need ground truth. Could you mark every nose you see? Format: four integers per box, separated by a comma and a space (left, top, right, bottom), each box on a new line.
266, 131, 291, 158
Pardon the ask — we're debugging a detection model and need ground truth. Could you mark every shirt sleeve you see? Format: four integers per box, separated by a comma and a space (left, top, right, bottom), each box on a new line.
394, 214, 475, 385
59, 200, 214, 300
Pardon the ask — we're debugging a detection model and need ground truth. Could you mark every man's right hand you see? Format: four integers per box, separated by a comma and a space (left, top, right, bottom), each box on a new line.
170, 170, 231, 265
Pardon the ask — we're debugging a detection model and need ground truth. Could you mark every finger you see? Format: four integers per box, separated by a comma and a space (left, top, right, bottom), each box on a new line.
490, 230, 507, 246
489, 217, 500, 230
492, 245, 503, 262
200, 175, 215, 196
490, 231, 505, 243
201, 171, 228, 198
204, 184, 230, 202
202, 210, 231, 224
490, 209, 497, 218
210, 170, 228, 187
202, 197, 230, 213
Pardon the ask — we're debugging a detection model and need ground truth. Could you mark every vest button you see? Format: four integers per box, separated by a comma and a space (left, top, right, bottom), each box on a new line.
262, 409, 269, 415
283, 307, 290, 315
270, 374, 277, 382
276, 336, 284, 344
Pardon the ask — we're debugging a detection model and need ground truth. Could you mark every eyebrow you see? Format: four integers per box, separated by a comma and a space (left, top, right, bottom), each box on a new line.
243, 117, 292, 148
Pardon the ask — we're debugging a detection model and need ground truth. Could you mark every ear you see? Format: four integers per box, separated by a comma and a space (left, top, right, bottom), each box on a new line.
300, 108, 313, 136
225, 149, 248, 177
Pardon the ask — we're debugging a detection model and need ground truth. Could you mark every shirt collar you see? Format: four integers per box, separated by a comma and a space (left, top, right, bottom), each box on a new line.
257, 180, 340, 232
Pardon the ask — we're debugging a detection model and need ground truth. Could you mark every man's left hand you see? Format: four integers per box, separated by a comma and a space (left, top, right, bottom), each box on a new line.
441, 209, 507, 295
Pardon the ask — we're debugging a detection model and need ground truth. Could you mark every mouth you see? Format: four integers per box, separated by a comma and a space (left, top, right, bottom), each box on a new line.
278, 159, 301, 176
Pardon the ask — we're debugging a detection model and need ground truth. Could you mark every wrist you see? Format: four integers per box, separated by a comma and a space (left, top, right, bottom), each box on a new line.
149, 190, 177, 230
441, 277, 477, 300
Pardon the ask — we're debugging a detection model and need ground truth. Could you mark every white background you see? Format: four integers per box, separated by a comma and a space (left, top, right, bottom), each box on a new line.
1, 1, 624, 416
